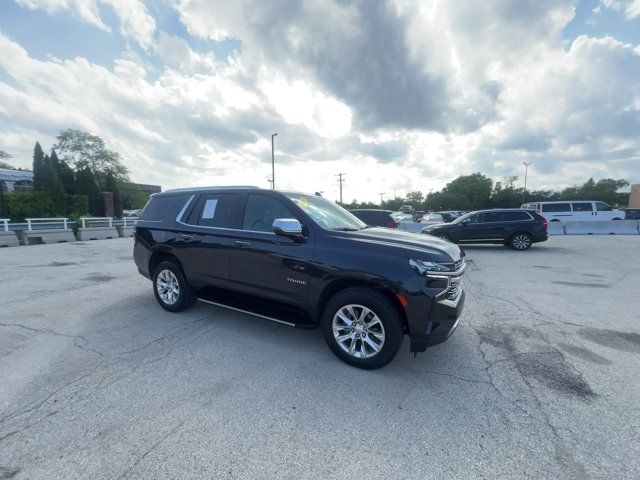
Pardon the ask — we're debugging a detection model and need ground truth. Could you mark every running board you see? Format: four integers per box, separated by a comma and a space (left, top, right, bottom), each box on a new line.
197, 297, 297, 327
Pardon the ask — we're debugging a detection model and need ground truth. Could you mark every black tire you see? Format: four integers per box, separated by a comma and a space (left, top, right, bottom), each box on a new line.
321, 287, 404, 369
509, 232, 533, 251
152, 260, 196, 312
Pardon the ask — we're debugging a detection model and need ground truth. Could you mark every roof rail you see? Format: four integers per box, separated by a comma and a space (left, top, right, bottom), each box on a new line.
163, 185, 261, 193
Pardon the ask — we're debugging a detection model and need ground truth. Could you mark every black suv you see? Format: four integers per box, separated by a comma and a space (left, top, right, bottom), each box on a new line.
349, 209, 398, 228
422, 209, 548, 250
134, 187, 466, 369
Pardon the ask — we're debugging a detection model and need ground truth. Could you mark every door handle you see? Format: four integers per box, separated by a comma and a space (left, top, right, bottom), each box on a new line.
234, 240, 251, 248
180, 234, 194, 241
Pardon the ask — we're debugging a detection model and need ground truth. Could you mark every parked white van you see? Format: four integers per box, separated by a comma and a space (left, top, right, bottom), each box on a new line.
521, 201, 624, 222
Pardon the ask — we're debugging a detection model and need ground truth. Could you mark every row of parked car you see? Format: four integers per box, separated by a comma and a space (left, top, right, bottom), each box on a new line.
350, 208, 547, 250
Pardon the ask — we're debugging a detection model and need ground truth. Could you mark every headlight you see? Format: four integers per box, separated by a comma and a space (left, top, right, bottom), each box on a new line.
408, 259, 451, 275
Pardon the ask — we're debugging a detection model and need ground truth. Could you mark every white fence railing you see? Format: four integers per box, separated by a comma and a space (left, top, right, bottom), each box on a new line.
122, 217, 139, 227
26, 218, 69, 231
1, 219, 8, 232
80, 217, 113, 228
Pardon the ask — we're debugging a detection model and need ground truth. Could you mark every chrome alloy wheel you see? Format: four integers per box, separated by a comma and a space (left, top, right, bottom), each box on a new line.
156, 269, 180, 305
512, 234, 531, 250
332, 304, 386, 359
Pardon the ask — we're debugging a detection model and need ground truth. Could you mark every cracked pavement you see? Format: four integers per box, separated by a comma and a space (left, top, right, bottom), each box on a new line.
0, 236, 639, 479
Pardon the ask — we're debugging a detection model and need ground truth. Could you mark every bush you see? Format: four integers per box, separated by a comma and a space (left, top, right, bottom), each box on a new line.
65, 194, 89, 218
4, 191, 56, 220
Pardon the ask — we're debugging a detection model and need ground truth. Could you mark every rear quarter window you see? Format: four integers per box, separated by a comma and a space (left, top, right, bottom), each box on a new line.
502, 211, 531, 221
140, 195, 188, 221
541, 203, 571, 213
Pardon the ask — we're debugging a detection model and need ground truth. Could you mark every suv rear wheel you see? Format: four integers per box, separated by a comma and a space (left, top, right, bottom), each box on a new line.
509, 232, 532, 251
322, 287, 404, 369
153, 260, 196, 312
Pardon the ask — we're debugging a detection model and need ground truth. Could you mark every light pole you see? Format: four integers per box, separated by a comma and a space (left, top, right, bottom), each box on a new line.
522, 161, 531, 204
336, 173, 345, 204
379, 192, 385, 205
271, 133, 278, 190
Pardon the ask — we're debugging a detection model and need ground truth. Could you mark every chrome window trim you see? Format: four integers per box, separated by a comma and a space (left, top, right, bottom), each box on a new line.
176, 195, 195, 223
175, 193, 278, 235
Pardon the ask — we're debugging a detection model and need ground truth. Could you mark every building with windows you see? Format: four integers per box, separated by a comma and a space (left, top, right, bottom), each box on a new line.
0, 168, 34, 192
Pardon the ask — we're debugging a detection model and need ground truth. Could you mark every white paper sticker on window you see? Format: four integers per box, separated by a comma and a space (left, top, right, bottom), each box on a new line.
202, 199, 218, 219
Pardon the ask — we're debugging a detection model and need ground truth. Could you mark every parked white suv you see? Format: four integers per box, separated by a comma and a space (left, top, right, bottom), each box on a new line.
521, 201, 623, 222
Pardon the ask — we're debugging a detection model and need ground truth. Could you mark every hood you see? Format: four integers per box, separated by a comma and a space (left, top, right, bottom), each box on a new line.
339, 227, 462, 262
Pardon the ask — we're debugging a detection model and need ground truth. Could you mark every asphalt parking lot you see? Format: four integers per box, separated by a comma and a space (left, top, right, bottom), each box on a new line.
1, 236, 639, 479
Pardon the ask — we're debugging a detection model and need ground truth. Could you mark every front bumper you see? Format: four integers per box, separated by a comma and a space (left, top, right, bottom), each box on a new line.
402, 264, 467, 353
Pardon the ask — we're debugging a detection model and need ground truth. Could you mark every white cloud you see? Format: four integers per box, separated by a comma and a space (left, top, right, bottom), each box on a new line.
15, 0, 156, 49
2, 1, 640, 202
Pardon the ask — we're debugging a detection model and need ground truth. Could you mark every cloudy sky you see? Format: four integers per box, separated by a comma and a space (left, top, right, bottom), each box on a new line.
0, 0, 639, 202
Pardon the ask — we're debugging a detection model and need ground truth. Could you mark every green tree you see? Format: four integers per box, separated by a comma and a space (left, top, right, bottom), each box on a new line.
76, 166, 101, 215
51, 149, 76, 194
54, 129, 129, 188
105, 173, 123, 217
404, 191, 424, 209
425, 173, 492, 211
381, 196, 405, 211
32, 142, 47, 191
0, 150, 15, 169
39, 154, 66, 214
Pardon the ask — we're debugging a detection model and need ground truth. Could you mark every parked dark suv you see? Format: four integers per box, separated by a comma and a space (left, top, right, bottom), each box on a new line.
422, 209, 548, 250
349, 209, 398, 228
133, 187, 467, 369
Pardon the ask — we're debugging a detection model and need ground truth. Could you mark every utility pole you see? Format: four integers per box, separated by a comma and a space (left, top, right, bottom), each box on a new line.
522, 161, 531, 204
271, 133, 278, 190
379, 192, 385, 205
336, 173, 345, 204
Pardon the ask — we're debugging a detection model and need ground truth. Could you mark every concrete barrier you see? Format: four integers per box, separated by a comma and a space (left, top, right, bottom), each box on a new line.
20, 218, 76, 245
77, 217, 118, 241
77, 227, 119, 240
116, 217, 138, 238
0, 231, 20, 247
21, 228, 76, 245
564, 220, 639, 235
117, 226, 135, 238
0, 219, 19, 246
547, 221, 565, 235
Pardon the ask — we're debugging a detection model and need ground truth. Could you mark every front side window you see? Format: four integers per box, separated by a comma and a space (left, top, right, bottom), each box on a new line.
596, 202, 611, 211
483, 212, 503, 222
186, 193, 239, 228
243, 194, 296, 233
573, 202, 593, 212
285, 193, 366, 231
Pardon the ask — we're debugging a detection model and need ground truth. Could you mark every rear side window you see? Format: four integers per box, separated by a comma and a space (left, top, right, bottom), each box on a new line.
541, 203, 571, 212
502, 211, 531, 221
243, 194, 296, 233
186, 193, 240, 228
572, 202, 593, 212
141, 195, 188, 221
483, 212, 504, 222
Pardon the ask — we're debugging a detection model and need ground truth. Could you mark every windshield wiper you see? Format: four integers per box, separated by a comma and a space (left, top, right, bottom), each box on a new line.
332, 227, 361, 231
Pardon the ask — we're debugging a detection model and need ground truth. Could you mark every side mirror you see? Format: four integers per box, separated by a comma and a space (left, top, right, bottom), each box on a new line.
273, 218, 305, 241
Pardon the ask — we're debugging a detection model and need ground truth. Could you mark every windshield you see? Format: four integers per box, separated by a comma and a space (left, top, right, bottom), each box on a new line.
285, 193, 367, 231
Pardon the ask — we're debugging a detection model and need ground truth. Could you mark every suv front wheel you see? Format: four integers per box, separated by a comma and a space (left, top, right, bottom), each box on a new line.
153, 260, 196, 312
322, 287, 404, 369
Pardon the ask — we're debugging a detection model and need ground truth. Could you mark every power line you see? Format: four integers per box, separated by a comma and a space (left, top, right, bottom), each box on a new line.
336, 173, 345, 204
